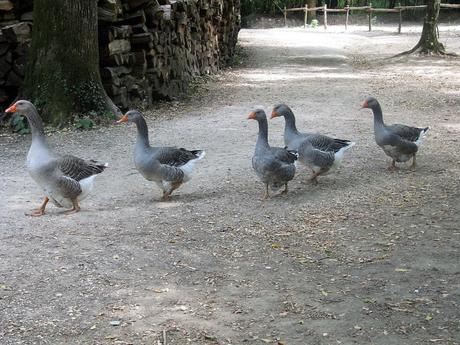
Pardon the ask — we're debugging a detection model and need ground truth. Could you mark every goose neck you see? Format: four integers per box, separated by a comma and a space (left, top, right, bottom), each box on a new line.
24, 107, 46, 141
256, 117, 270, 151
135, 117, 150, 148
371, 103, 385, 127
283, 110, 299, 135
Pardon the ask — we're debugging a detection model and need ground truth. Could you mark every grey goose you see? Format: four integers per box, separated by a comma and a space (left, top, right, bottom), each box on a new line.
361, 97, 428, 170
248, 109, 297, 199
116, 110, 205, 200
271, 103, 355, 184
5, 100, 107, 216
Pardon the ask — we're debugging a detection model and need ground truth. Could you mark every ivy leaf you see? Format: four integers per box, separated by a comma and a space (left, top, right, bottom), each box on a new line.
75, 118, 94, 130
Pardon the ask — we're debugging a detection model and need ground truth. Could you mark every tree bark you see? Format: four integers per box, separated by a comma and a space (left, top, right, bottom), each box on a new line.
24, 0, 120, 127
307, 0, 317, 23
417, 0, 445, 54
396, 0, 447, 56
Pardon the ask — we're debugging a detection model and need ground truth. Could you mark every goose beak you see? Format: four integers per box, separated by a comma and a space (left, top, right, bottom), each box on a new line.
270, 110, 279, 119
116, 114, 129, 124
5, 103, 17, 113
361, 100, 368, 109
247, 111, 256, 120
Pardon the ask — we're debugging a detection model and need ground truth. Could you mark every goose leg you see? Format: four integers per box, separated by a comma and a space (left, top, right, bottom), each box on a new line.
280, 183, 289, 195
387, 160, 396, 171
26, 197, 49, 217
65, 199, 81, 215
160, 190, 171, 201
309, 172, 320, 185
410, 154, 417, 170
161, 190, 170, 201
161, 181, 182, 201
263, 184, 270, 200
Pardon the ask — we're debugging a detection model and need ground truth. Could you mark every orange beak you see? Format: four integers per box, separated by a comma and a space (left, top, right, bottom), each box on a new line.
361, 100, 368, 109
5, 103, 17, 113
270, 110, 279, 119
116, 114, 129, 123
247, 111, 256, 120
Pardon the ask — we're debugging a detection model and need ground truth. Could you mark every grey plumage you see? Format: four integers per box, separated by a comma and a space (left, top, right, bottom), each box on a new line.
5, 100, 107, 215
271, 103, 355, 182
59, 155, 107, 181
117, 110, 205, 200
248, 109, 297, 198
362, 97, 429, 170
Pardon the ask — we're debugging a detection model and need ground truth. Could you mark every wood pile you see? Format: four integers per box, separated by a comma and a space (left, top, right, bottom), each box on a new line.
0, 0, 241, 110
98, 0, 241, 108
0, 0, 32, 106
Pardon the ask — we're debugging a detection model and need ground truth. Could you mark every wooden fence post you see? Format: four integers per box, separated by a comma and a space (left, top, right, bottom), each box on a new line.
284, 6, 287, 27
398, 2, 402, 33
368, 2, 372, 31
345, 5, 349, 30
304, 4, 308, 28
324, 4, 328, 30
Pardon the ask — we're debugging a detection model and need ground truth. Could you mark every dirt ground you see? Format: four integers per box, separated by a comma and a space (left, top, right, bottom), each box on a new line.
1, 25, 459, 345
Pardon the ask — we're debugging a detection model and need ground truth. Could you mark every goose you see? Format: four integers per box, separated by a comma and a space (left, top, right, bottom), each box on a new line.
116, 110, 205, 200
271, 103, 355, 184
361, 96, 429, 171
248, 109, 297, 199
5, 100, 108, 216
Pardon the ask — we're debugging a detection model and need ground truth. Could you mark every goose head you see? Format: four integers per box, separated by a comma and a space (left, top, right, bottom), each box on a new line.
5, 100, 37, 117
116, 110, 144, 124
247, 109, 267, 121
270, 103, 292, 119
361, 97, 379, 110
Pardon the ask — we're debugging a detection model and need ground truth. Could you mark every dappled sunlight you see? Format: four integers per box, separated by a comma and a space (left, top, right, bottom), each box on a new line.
379, 58, 460, 84
442, 89, 460, 96
441, 123, 460, 132
239, 28, 356, 50
239, 68, 366, 83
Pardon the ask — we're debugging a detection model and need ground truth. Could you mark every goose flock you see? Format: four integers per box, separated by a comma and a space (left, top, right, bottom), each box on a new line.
5, 97, 429, 216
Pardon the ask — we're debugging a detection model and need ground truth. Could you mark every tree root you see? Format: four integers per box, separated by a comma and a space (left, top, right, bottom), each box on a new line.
390, 41, 457, 58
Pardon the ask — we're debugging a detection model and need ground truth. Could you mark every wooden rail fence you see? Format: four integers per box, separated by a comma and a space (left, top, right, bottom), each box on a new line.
281, 3, 460, 33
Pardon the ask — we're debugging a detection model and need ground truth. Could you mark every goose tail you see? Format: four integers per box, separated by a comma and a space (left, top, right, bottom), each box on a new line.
415, 127, 429, 146
179, 150, 206, 181
192, 150, 206, 160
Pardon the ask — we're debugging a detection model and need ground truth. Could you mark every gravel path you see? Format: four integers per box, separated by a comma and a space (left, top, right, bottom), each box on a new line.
1, 27, 459, 345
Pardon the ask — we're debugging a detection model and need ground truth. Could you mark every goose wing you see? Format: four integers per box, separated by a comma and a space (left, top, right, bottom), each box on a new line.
270, 146, 298, 164
153, 147, 202, 167
253, 153, 296, 182
58, 155, 107, 181
141, 155, 186, 182
307, 134, 353, 153
298, 139, 335, 168
387, 124, 427, 143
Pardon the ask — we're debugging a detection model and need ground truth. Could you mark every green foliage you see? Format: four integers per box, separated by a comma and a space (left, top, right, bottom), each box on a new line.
31, 75, 112, 126
70, 80, 107, 115
74, 117, 94, 130
241, 0, 427, 13
74, 109, 115, 130
241, 0, 307, 16
229, 44, 247, 67
10, 115, 30, 135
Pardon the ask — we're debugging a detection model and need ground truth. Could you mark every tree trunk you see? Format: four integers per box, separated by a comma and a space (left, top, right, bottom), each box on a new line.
307, 0, 317, 23
416, 0, 445, 54
397, 0, 446, 56
24, 0, 120, 126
